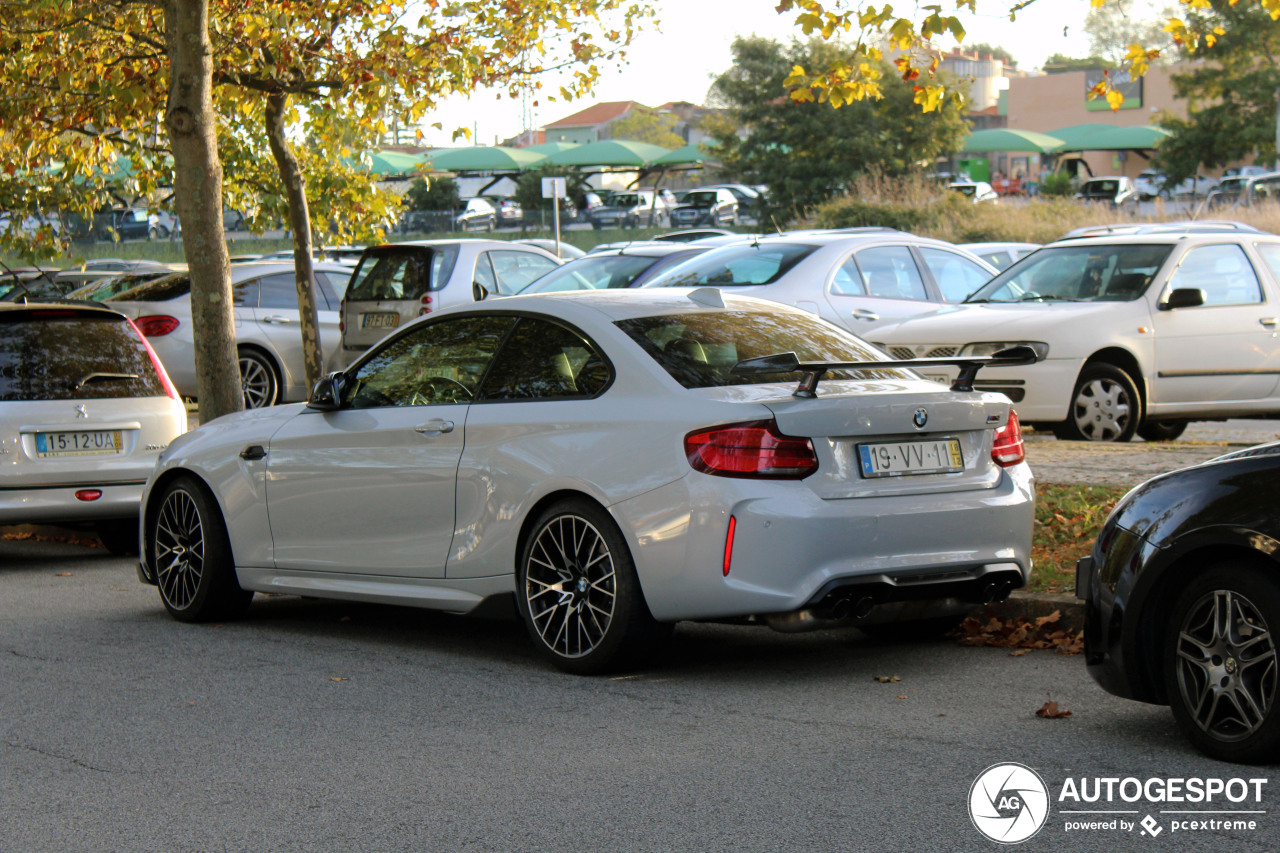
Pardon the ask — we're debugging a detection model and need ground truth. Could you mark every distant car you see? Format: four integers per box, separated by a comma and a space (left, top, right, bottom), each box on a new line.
949, 181, 999, 204
487, 198, 523, 227
669, 188, 739, 228
109, 208, 180, 241
105, 262, 355, 408
0, 302, 186, 554
456, 198, 497, 232
698, 184, 764, 219
1207, 172, 1280, 209
653, 228, 735, 243
334, 239, 562, 365
643, 232, 997, 335
515, 238, 587, 259
1133, 170, 1218, 200
1076, 176, 1139, 209
960, 242, 1041, 270
1133, 169, 1164, 200
587, 189, 676, 229
517, 244, 710, 294
1080, 441, 1280, 763
132, 289, 1033, 673
869, 232, 1280, 442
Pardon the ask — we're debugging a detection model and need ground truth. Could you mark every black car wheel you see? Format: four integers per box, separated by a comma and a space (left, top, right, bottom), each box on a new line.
1137, 419, 1189, 442
1053, 363, 1140, 442
516, 498, 669, 674
1165, 562, 1280, 763
151, 476, 253, 623
239, 348, 280, 409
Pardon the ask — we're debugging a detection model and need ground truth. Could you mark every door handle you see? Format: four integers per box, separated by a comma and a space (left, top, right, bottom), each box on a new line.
240, 444, 267, 460
414, 419, 455, 435
851, 309, 880, 321
262, 315, 292, 325
1261, 317, 1277, 329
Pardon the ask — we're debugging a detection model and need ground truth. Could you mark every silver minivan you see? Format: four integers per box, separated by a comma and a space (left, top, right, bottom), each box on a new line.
333, 239, 561, 368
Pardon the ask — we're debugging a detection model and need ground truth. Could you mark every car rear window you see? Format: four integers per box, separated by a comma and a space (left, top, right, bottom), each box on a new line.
522, 255, 658, 293
346, 246, 461, 301
648, 243, 816, 288
0, 310, 166, 401
617, 310, 907, 389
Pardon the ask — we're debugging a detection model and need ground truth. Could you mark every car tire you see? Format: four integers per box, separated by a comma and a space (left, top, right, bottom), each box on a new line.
150, 476, 253, 623
516, 498, 670, 674
147, 226, 161, 240
1053, 363, 1141, 442
96, 520, 139, 556
1163, 561, 1280, 764
238, 348, 280, 409
1138, 419, 1189, 442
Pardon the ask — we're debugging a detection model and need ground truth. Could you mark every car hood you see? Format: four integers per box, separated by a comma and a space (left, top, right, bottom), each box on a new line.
870, 301, 1143, 345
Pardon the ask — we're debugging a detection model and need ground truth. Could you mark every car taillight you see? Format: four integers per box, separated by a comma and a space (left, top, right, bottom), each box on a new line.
685, 420, 818, 479
134, 315, 179, 337
127, 318, 180, 400
420, 294, 433, 316
991, 409, 1025, 468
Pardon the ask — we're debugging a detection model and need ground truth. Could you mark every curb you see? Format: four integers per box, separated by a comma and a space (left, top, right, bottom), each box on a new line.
970, 590, 1084, 633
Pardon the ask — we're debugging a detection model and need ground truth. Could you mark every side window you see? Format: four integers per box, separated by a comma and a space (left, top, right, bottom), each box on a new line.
480, 318, 611, 401
918, 247, 993, 302
852, 247, 928, 300
257, 273, 299, 309
346, 314, 516, 409
830, 257, 866, 295
473, 253, 497, 296
488, 251, 559, 295
1167, 244, 1262, 306
232, 278, 259, 307
314, 273, 339, 310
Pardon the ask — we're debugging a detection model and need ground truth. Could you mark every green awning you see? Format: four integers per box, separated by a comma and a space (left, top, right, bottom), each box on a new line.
961, 128, 1064, 154
364, 150, 430, 176
522, 142, 581, 156
648, 144, 714, 167
428, 146, 546, 172
1045, 123, 1115, 151
1076, 125, 1172, 151
541, 140, 673, 168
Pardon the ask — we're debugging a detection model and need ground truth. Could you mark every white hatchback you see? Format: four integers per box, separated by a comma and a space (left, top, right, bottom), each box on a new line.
870, 232, 1280, 441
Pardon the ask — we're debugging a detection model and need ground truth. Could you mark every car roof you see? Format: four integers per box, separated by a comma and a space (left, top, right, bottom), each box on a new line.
471, 287, 804, 323
0, 300, 127, 318
573, 243, 702, 258
371, 238, 557, 257
1045, 231, 1280, 248
1059, 220, 1266, 239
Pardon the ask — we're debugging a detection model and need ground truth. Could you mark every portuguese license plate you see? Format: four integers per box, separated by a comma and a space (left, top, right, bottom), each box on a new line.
35, 430, 124, 457
361, 312, 399, 329
858, 438, 963, 478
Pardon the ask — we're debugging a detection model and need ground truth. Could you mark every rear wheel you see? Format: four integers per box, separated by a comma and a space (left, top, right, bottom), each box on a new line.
238, 348, 280, 409
1138, 419, 1189, 442
150, 476, 252, 623
1164, 562, 1280, 763
1054, 363, 1140, 442
516, 498, 669, 674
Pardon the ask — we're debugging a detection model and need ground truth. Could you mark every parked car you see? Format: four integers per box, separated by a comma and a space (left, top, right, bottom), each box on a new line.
653, 228, 735, 243
698, 184, 765, 219
134, 289, 1034, 673
104, 262, 354, 408
54, 260, 175, 290
0, 302, 186, 554
1079, 441, 1280, 763
65, 268, 181, 302
456, 198, 497, 232
1060, 220, 1264, 240
643, 232, 998, 335
1134, 171, 1219, 200
586, 189, 676, 229
514, 238, 587, 259
487, 197, 523, 228
0, 266, 62, 302
107, 208, 180, 241
949, 181, 999, 204
869, 232, 1280, 442
1207, 172, 1280, 209
517, 244, 710, 293
961, 242, 1041, 269
1076, 176, 1139, 209
333, 239, 562, 365
669, 188, 739, 228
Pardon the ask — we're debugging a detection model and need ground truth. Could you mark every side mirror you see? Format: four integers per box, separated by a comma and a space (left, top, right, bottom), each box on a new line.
307, 372, 347, 411
1161, 287, 1207, 310
472, 281, 490, 301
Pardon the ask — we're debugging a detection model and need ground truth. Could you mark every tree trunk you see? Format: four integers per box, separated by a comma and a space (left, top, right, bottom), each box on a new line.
162, 0, 241, 423
265, 93, 324, 392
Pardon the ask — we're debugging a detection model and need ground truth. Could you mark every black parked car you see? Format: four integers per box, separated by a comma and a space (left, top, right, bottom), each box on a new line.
668, 188, 738, 228
1078, 442, 1280, 763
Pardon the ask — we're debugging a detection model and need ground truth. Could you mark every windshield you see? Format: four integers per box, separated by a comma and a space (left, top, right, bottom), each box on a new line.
647, 243, 816, 288
967, 243, 1174, 303
617, 310, 907, 390
520, 254, 658, 293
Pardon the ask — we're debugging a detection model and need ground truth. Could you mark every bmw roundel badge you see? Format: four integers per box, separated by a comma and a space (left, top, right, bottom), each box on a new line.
912, 407, 928, 429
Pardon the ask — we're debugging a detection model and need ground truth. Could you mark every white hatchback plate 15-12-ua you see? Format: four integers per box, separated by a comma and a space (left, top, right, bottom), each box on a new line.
136, 289, 1035, 673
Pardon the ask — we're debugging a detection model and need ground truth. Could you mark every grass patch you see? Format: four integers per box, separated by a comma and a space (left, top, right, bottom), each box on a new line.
1029, 483, 1129, 595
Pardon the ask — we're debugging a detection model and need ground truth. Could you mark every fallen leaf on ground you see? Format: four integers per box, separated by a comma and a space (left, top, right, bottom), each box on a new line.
330, 677, 348, 682
54, 572, 72, 577
1010, 649, 1031, 657
873, 675, 901, 683
951, 611, 1083, 655
896, 695, 908, 700
1036, 700, 1072, 719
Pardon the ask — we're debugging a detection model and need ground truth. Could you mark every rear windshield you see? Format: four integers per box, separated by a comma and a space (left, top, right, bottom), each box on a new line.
617, 310, 907, 389
106, 271, 191, 302
346, 246, 461, 301
0, 311, 165, 400
521, 255, 658, 293
647, 243, 816, 288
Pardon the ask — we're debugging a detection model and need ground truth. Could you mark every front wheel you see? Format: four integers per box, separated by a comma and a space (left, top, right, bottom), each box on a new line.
150, 476, 252, 623
1053, 363, 1140, 442
1138, 419, 1189, 442
516, 499, 669, 674
239, 348, 280, 409
1164, 562, 1280, 763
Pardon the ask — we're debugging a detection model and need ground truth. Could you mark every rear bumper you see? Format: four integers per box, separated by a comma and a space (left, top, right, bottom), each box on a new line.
0, 481, 145, 525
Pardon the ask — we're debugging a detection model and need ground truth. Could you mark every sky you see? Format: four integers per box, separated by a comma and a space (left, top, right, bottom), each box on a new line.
414, 0, 1098, 148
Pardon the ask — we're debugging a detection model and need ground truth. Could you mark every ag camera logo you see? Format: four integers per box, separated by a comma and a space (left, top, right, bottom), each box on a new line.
969, 763, 1050, 844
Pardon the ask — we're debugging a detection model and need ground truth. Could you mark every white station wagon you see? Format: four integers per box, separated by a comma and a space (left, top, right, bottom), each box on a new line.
870, 232, 1280, 441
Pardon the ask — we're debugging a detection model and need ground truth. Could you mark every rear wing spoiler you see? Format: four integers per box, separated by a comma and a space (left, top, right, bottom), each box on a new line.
731, 345, 1039, 399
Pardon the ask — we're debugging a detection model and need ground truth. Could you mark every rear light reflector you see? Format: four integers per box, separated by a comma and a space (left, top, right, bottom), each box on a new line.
685, 420, 818, 479
75, 490, 102, 502
723, 515, 736, 576
134, 315, 179, 337
127, 318, 181, 400
991, 409, 1025, 468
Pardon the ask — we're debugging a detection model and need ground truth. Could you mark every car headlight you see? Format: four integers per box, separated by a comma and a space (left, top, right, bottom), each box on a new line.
960, 341, 1049, 360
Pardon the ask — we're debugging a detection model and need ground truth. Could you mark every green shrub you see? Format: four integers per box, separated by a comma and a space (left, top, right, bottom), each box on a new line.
1038, 172, 1075, 197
